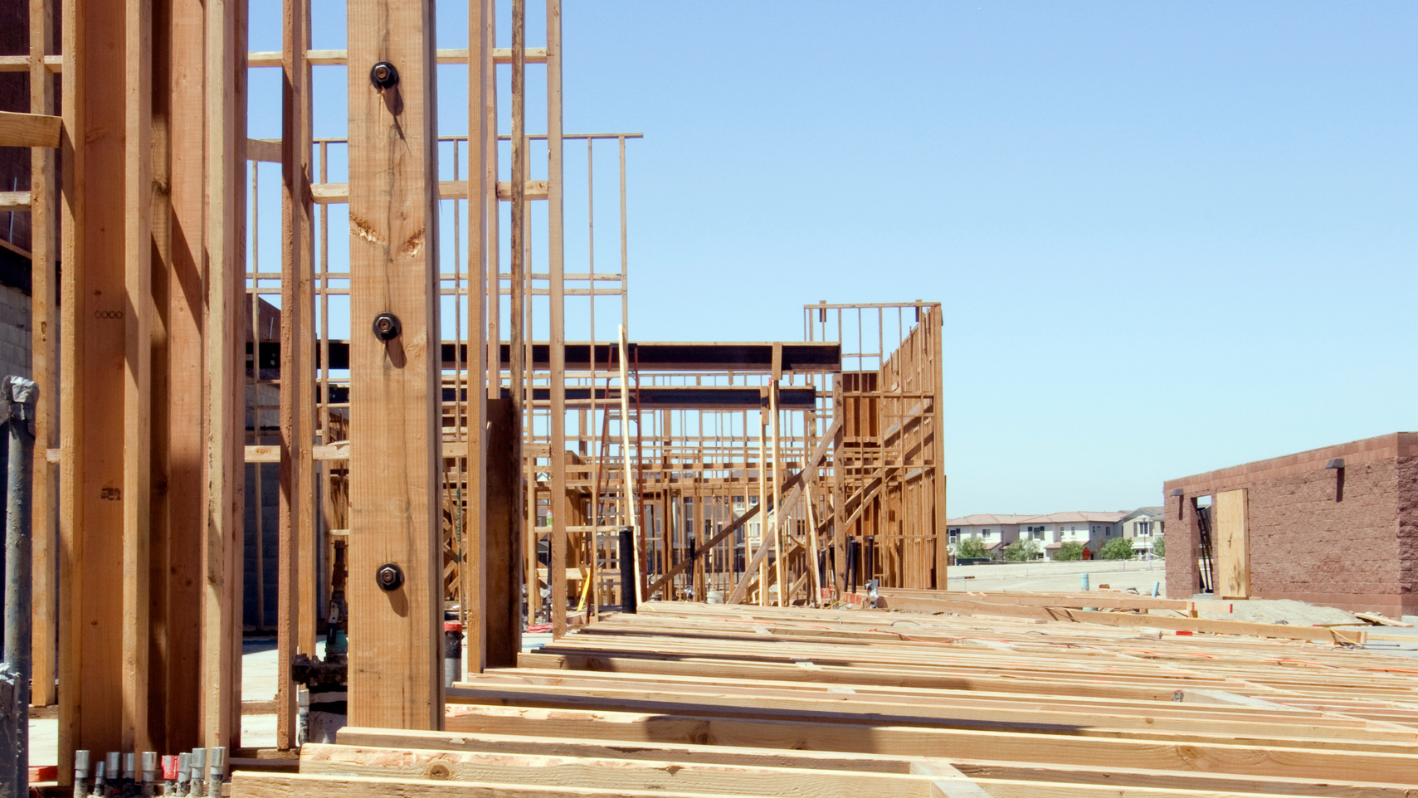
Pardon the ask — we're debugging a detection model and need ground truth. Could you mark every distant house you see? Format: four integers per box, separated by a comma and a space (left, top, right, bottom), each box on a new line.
1018, 511, 1127, 561
945, 514, 1030, 556
1121, 506, 1165, 557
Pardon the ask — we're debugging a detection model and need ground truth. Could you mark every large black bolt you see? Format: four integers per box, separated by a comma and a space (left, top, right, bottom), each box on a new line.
370, 61, 399, 90
373, 312, 401, 342
376, 563, 404, 592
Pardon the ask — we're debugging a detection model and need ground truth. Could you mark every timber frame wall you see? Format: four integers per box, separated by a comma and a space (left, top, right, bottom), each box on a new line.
7, 0, 948, 769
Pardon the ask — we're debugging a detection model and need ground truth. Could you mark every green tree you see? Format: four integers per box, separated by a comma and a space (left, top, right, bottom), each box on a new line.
1099, 536, 1134, 560
1054, 541, 1084, 562
1152, 534, 1165, 559
1003, 538, 1040, 562
955, 536, 990, 560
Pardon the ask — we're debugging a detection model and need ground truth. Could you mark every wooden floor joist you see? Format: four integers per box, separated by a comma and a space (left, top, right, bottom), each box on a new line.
232, 594, 1418, 798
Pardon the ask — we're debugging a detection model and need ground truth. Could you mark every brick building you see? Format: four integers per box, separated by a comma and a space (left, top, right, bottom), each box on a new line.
1163, 432, 1418, 617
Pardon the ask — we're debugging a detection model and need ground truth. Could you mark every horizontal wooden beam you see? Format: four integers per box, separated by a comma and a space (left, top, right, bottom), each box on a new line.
299, 743, 928, 798
245, 48, 548, 68
442, 703, 1418, 785
230, 772, 735, 798
0, 191, 31, 212
332, 727, 1418, 798
0, 55, 63, 72
336, 726, 913, 774
247, 138, 281, 163
307, 181, 548, 204
0, 110, 62, 148
872, 593, 1368, 645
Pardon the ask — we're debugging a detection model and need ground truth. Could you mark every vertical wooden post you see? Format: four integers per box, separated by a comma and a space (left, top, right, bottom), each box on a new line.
148, 0, 172, 753
346, 0, 444, 730
770, 382, 786, 606
692, 482, 704, 600
832, 378, 846, 596
462, 0, 491, 676
59, 0, 156, 766
929, 307, 947, 589
755, 408, 767, 606
294, 1, 318, 663
27, 0, 58, 709
276, 0, 313, 748
204, 0, 246, 753
159, 0, 209, 753
122, 0, 155, 755
508, 0, 527, 634
805, 482, 822, 606
616, 326, 641, 606
547, 0, 568, 638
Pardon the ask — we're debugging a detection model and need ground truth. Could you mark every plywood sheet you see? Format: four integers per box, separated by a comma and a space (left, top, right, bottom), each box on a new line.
1215, 488, 1249, 599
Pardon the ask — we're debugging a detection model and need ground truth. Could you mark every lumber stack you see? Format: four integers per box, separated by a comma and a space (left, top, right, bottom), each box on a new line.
232, 593, 1418, 797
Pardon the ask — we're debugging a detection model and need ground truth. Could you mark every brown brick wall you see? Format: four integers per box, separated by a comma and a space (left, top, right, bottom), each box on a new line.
1399, 457, 1418, 612
1165, 439, 1418, 617
1245, 458, 1403, 614
1164, 493, 1199, 598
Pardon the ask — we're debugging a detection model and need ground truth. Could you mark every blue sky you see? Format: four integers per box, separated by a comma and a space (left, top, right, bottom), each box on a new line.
250, 2, 1418, 517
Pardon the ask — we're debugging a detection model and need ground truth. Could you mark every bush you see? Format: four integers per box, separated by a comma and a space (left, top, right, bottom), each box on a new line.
1152, 534, 1165, 559
1054, 541, 1084, 561
1003, 538, 1041, 562
955, 536, 991, 560
1099, 536, 1134, 560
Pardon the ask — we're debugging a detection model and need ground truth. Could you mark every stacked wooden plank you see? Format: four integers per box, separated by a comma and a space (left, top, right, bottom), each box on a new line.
232, 594, 1418, 797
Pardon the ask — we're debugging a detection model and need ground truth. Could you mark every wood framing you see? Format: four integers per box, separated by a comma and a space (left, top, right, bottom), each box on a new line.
28, 0, 58, 710
58, 0, 156, 766
0, 109, 61, 148
461, 0, 492, 675
204, 0, 246, 754
345, 0, 444, 730
231, 593, 1418, 798
276, 0, 315, 748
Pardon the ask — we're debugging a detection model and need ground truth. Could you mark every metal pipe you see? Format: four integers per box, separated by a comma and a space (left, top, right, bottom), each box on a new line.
206, 747, 225, 792
87, 761, 104, 798
189, 748, 206, 797
141, 752, 156, 798
1, 376, 36, 798
176, 753, 190, 797
72, 750, 90, 798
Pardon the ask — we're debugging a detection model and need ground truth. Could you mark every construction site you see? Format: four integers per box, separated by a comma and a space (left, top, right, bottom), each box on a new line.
1, 1, 1417, 796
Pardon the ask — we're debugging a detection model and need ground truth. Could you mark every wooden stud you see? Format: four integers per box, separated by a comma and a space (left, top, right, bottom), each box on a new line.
462, 0, 492, 676
929, 307, 947, 588
275, 0, 313, 749
547, 0, 568, 638
509, 0, 528, 635
58, 0, 156, 769
345, 0, 444, 730
27, 0, 58, 709
157, 0, 208, 753
617, 326, 642, 605
204, 0, 246, 753
147, 0, 173, 752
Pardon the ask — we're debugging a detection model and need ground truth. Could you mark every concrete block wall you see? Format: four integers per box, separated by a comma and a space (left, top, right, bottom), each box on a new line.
1399, 457, 1418, 611
1165, 433, 1418, 617
1243, 459, 1401, 612
0, 283, 31, 381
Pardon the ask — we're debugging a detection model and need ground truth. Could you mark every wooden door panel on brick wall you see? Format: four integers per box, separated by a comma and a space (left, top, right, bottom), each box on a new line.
1215, 488, 1249, 599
